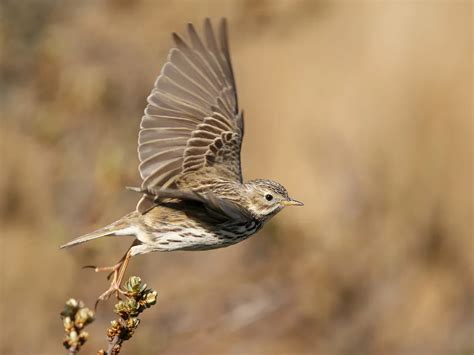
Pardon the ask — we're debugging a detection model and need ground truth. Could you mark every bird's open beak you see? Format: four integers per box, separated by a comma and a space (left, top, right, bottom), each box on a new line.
281, 198, 304, 207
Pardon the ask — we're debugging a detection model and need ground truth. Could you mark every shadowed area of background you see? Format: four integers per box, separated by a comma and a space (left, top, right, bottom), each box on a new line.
0, 1, 472, 354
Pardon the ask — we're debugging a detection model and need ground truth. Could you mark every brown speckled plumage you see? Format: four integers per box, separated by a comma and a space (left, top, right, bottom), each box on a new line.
60, 19, 302, 301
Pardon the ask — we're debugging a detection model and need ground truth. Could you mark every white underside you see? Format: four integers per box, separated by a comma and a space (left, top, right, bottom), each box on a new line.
115, 225, 231, 254
114, 226, 142, 237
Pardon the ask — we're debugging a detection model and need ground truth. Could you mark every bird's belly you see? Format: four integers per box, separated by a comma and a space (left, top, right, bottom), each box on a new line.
149, 220, 261, 252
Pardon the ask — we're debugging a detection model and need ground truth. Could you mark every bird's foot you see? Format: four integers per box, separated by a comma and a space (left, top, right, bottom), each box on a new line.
98, 279, 126, 300
84, 249, 134, 308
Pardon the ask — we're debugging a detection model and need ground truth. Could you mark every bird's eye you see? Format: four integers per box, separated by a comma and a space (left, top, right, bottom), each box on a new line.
265, 194, 273, 201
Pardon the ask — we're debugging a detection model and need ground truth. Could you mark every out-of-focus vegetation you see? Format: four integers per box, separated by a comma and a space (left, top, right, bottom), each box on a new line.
61, 299, 95, 353
0, 1, 472, 354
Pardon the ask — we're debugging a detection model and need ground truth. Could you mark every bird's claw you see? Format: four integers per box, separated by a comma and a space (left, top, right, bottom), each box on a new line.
82, 265, 97, 270
83, 262, 122, 279
86, 249, 133, 309
95, 282, 126, 309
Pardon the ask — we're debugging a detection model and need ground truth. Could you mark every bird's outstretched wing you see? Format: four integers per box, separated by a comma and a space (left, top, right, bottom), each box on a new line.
137, 18, 243, 213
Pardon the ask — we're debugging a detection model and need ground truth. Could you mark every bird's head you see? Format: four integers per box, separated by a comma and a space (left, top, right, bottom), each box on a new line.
244, 179, 303, 220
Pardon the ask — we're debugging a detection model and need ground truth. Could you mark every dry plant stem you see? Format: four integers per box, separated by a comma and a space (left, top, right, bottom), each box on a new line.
98, 276, 157, 355
106, 334, 123, 355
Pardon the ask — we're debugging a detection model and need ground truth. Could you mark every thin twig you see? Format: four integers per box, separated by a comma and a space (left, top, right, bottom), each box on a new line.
60, 299, 95, 354
98, 276, 157, 354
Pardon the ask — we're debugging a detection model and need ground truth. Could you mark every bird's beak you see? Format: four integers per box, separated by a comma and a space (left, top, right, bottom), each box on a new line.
281, 198, 304, 207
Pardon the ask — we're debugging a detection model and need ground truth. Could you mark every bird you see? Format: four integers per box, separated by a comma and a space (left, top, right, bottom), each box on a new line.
60, 18, 303, 302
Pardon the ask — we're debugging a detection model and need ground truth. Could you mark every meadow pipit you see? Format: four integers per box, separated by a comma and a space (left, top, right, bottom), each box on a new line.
61, 18, 303, 302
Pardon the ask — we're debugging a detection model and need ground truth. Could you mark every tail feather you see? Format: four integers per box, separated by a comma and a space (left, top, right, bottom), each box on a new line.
60, 213, 138, 249
60, 227, 116, 249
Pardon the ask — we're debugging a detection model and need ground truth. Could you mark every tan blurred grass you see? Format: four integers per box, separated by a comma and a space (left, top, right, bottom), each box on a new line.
0, 1, 472, 354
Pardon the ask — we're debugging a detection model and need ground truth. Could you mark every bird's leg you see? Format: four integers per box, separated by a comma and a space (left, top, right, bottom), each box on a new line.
87, 248, 134, 307
97, 250, 132, 302
83, 252, 127, 280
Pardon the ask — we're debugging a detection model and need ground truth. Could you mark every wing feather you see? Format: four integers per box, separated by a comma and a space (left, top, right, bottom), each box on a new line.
133, 186, 252, 223
140, 116, 197, 130
162, 62, 215, 103
137, 18, 244, 213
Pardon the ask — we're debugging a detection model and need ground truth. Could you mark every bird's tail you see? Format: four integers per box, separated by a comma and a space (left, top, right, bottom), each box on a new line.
60, 212, 138, 249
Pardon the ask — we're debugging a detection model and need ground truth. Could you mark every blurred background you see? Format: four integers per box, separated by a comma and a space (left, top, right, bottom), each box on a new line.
0, 0, 472, 354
